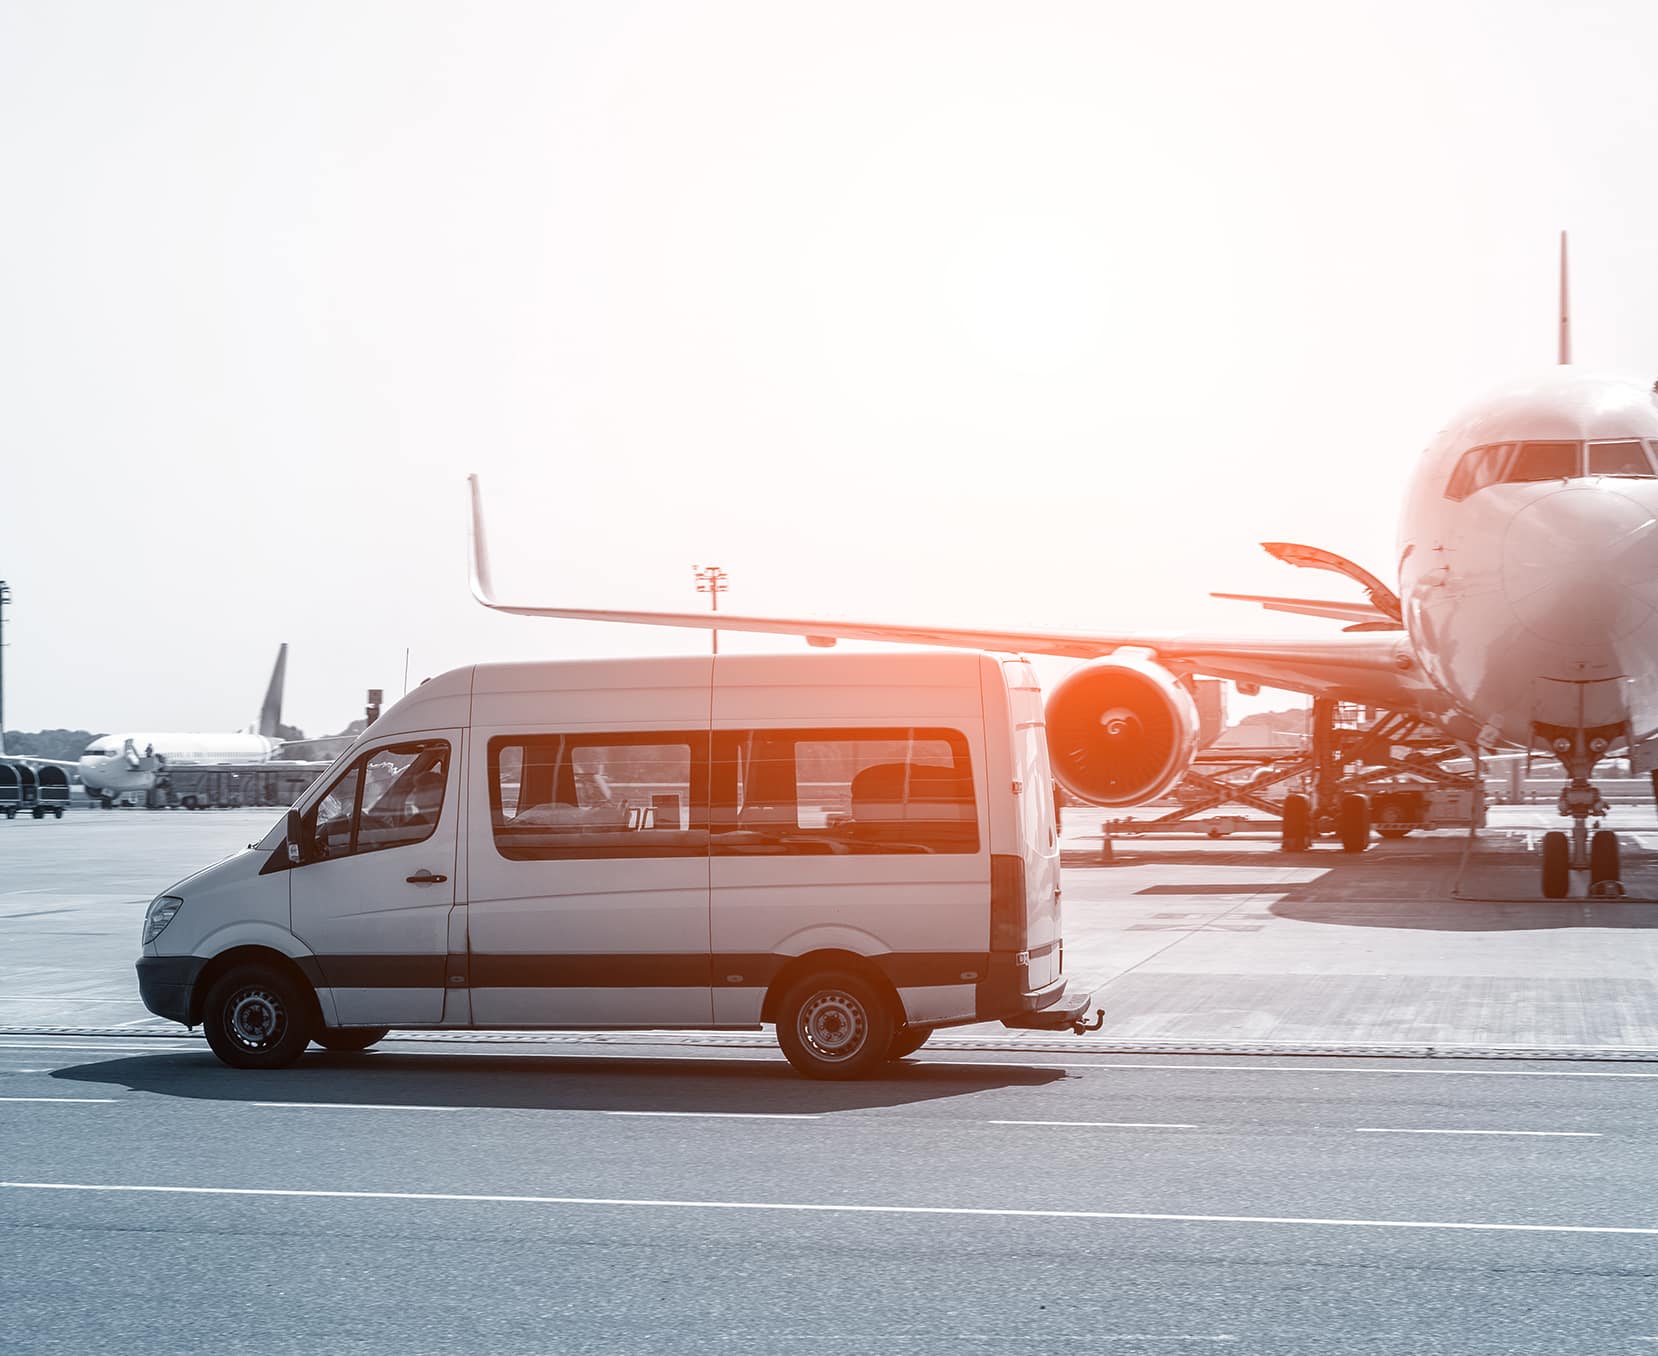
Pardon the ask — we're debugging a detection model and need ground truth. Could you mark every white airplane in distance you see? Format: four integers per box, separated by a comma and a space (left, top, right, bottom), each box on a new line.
76, 645, 291, 805
467, 237, 1658, 900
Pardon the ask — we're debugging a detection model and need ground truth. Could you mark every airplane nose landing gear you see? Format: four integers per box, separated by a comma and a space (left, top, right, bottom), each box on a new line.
1543, 778, 1622, 899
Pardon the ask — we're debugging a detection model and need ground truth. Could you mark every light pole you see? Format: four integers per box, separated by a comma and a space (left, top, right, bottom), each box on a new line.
0, 580, 10, 753
694, 565, 727, 655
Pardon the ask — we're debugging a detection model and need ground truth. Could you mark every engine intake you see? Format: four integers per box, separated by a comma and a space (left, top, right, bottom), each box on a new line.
1045, 655, 1199, 806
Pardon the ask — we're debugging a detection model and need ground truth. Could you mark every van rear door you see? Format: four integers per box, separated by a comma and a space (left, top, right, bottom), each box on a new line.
1003, 659, 1061, 990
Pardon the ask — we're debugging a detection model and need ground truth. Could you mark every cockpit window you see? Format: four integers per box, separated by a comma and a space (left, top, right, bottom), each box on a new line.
1442, 439, 1631, 501
1445, 443, 1514, 501
1504, 441, 1579, 483
1587, 439, 1656, 477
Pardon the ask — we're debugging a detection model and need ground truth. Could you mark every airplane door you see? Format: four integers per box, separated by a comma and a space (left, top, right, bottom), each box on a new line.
289, 734, 461, 1026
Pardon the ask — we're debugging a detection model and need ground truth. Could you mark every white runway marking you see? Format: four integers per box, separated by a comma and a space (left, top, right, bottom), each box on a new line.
0, 1097, 116, 1104
9, 1180, 1658, 1237
602, 1110, 820, 1120
927, 1059, 1658, 1080
990, 1120, 1198, 1129
1355, 1127, 1600, 1138
0, 1042, 199, 1052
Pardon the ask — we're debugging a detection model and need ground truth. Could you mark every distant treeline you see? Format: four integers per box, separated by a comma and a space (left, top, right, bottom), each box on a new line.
2, 729, 102, 762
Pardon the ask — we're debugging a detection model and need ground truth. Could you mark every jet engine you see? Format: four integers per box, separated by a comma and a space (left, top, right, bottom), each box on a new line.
1045, 654, 1200, 806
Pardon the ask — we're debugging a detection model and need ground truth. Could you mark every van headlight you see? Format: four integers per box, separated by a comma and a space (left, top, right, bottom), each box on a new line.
142, 895, 184, 945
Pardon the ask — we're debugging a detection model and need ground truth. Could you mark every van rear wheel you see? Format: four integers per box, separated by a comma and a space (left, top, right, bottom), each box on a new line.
313, 1026, 390, 1053
887, 1025, 934, 1060
776, 971, 895, 1080
202, 964, 313, 1069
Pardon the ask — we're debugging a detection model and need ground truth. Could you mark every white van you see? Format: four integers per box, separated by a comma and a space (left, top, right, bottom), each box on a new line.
137, 650, 1095, 1079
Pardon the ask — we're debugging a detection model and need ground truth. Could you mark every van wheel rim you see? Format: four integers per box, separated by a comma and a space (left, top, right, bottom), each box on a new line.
799, 991, 866, 1061
227, 989, 285, 1050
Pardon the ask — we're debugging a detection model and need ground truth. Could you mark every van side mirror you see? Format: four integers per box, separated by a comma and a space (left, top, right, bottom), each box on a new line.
285, 808, 304, 865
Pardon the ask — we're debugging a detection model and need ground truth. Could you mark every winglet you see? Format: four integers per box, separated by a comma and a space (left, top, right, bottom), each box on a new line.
1558, 229, 1572, 366
467, 473, 501, 608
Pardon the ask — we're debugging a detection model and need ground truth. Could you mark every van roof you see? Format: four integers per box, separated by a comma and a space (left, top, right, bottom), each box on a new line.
369, 649, 1010, 739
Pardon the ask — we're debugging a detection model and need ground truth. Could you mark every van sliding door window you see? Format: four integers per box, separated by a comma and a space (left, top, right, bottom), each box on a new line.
712, 728, 977, 855
304, 740, 450, 860
487, 733, 709, 860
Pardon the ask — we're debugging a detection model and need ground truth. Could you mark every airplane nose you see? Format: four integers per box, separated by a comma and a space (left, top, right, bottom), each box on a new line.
1503, 488, 1658, 646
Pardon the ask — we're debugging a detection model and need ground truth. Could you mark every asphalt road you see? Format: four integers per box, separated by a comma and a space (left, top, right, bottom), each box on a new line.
5, 1037, 1658, 1354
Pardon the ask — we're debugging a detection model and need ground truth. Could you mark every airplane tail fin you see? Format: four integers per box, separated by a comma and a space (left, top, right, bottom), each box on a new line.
1558, 230, 1571, 365
259, 644, 288, 738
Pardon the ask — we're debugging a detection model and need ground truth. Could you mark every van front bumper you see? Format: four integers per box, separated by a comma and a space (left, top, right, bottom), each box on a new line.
136, 956, 205, 1026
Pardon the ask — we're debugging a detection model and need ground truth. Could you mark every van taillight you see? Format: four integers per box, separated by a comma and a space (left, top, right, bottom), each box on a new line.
990, 854, 1027, 953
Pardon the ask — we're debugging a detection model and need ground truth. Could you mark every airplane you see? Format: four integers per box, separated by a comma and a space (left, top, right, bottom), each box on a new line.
76, 645, 293, 805
465, 235, 1658, 900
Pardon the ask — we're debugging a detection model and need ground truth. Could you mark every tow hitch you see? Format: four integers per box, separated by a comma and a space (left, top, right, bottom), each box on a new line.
1001, 990, 1102, 1035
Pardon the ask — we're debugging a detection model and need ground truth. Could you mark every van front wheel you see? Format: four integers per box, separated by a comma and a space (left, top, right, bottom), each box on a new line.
203, 964, 313, 1069
777, 972, 895, 1080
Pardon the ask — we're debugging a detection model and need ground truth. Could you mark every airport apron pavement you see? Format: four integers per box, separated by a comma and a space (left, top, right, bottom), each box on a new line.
7, 805, 1658, 1052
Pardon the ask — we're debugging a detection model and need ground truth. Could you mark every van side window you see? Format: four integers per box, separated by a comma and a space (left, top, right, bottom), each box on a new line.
488, 733, 709, 860
304, 740, 450, 861
712, 728, 978, 855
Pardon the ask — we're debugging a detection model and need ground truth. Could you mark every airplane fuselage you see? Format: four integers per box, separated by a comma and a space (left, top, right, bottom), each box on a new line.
79, 732, 279, 795
1398, 369, 1658, 769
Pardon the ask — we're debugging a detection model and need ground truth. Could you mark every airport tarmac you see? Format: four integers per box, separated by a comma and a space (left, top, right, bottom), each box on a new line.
6, 804, 1658, 1054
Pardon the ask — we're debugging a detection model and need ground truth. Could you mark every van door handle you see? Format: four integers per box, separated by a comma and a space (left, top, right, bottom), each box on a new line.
406, 870, 448, 885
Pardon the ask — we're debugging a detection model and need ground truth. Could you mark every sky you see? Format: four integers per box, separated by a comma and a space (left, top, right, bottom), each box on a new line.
5, 1, 1658, 736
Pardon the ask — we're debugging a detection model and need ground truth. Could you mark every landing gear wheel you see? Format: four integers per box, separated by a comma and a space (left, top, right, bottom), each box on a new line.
1590, 830, 1621, 887
776, 971, 895, 1081
887, 1025, 934, 1061
1280, 793, 1312, 852
313, 1026, 390, 1053
1541, 831, 1571, 900
202, 963, 314, 1069
1338, 793, 1371, 853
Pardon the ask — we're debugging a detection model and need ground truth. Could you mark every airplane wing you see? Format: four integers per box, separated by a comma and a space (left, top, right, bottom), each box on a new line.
0, 752, 79, 769
1209, 593, 1399, 627
468, 475, 1441, 713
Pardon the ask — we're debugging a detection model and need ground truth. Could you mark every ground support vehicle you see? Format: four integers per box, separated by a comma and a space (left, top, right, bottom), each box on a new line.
151, 762, 330, 810
137, 651, 1098, 1079
0, 761, 69, 819
1107, 698, 1485, 853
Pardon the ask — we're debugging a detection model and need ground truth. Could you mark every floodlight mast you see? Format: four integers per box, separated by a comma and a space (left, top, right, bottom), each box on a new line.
694, 565, 728, 655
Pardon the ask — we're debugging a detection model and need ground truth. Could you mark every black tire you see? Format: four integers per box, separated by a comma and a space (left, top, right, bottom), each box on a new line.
53, 808, 64, 820
3, 808, 14, 820
202, 963, 314, 1069
1338, 792, 1371, 853
776, 970, 896, 1080
313, 1026, 390, 1053
1541, 831, 1571, 900
1590, 829, 1621, 886
887, 1025, 934, 1060
31, 806, 43, 820
1280, 793, 1312, 852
